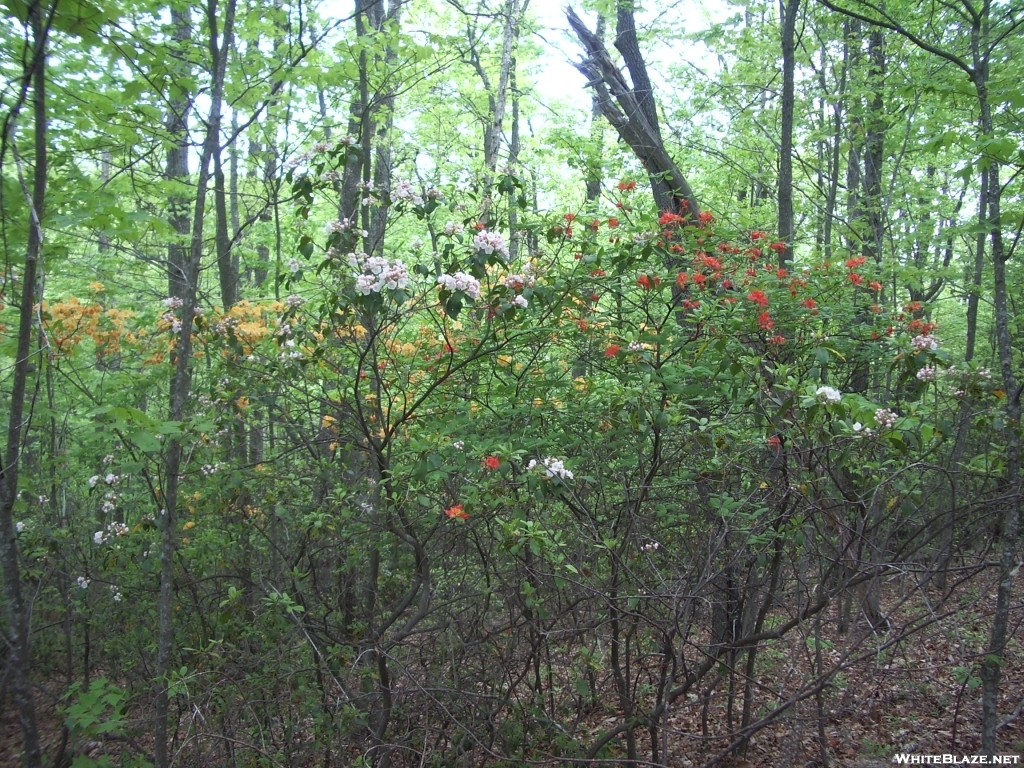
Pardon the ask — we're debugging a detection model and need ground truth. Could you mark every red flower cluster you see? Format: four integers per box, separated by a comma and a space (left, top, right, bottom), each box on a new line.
604, 344, 621, 358
617, 180, 637, 192
636, 275, 661, 290
482, 456, 500, 471
757, 311, 774, 331
746, 290, 769, 307
445, 504, 469, 520
658, 211, 686, 227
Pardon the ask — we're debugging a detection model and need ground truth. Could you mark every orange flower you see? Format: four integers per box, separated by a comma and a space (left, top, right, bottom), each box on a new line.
746, 290, 769, 307
757, 311, 774, 331
604, 344, 621, 358
483, 456, 500, 471
445, 504, 469, 520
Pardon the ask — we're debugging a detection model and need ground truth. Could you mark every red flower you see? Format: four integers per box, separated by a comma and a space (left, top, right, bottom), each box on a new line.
658, 211, 685, 226
751, 230, 768, 241
604, 344, 621, 358
636, 275, 660, 290
483, 456, 500, 471
769, 334, 786, 345
747, 247, 763, 259
445, 504, 469, 520
698, 210, 714, 225
870, 280, 883, 292
776, 269, 788, 279
692, 273, 707, 287
757, 311, 774, 331
607, 217, 619, 228
590, 218, 601, 231
870, 303, 882, 313
675, 272, 689, 287
801, 298, 817, 310
845, 256, 867, 269
682, 299, 700, 310
848, 272, 863, 286
747, 290, 769, 307
768, 241, 787, 253
905, 301, 922, 313
564, 213, 577, 222
590, 268, 606, 277
617, 180, 637, 192
767, 436, 782, 450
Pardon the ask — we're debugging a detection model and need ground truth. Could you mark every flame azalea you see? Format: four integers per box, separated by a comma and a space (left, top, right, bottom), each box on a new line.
768, 241, 786, 253
658, 211, 685, 226
757, 311, 774, 330
445, 504, 469, 520
605, 344, 621, 358
746, 290, 769, 307
483, 456, 500, 471
846, 256, 867, 269
751, 230, 768, 241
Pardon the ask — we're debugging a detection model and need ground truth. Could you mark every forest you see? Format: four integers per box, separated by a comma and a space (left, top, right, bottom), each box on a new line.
1, 0, 1023, 765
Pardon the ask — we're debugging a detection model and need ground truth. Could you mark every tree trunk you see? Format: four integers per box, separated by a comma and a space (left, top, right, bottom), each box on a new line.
777, 0, 799, 267
0, 6, 47, 763
154, 1, 237, 765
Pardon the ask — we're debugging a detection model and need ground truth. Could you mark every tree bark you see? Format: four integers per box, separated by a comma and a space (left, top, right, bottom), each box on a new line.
0, 6, 48, 764
778, 0, 800, 267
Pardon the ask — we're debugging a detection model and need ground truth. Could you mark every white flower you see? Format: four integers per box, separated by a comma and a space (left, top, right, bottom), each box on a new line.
15, 521, 26, 533
852, 422, 863, 432
874, 408, 899, 428
93, 531, 105, 545
815, 386, 842, 404
89, 475, 100, 488
163, 296, 183, 309
473, 230, 509, 260
437, 272, 482, 300
512, 295, 528, 309
452, 441, 465, 450
77, 576, 90, 589
285, 294, 305, 308
527, 456, 574, 482
910, 334, 939, 352
443, 221, 464, 237
288, 258, 302, 273
916, 365, 937, 382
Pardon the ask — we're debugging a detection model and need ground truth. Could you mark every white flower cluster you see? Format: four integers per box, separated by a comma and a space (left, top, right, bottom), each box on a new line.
628, 341, 644, 352
512, 295, 528, 308
852, 422, 874, 436
110, 585, 122, 602
437, 271, 482, 300
90, 473, 126, 488
911, 334, 939, 352
443, 221, 464, 237
288, 258, 302, 273
201, 463, 220, 476
348, 252, 410, 295
875, 408, 899, 428
391, 179, 423, 206
473, 230, 509, 260
641, 541, 660, 552
77, 576, 90, 589
285, 294, 305, 308
452, 440, 465, 450
215, 316, 238, 335
15, 521, 26, 533
326, 218, 354, 235
815, 386, 842, 404
164, 296, 183, 310
93, 521, 129, 545
527, 456, 574, 482
916, 365, 937, 381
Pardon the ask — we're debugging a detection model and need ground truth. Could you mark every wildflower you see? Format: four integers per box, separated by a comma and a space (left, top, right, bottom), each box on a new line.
757, 311, 774, 331
658, 211, 685, 227
473, 230, 509, 260
698, 210, 714, 225
604, 345, 621, 358
437, 272, 482, 300
801, 298, 817, 310
163, 296, 184, 310
869, 280, 883, 292
617, 180, 637, 191
911, 334, 939, 352
636, 274, 660, 290
452, 441, 465, 450
590, 268, 606, 277
512, 295, 528, 309
768, 241, 786, 253
816, 386, 842, 403
483, 456, 501, 471
767, 436, 781, 450
285, 294, 305, 308
526, 457, 574, 482
287, 258, 302, 273
875, 408, 898, 428
916, 366, 937, 382
751, 230, 768, 240
676, 272, 689, 287
607, 218, 619, 228
746, 290, 769, 307
444, 504, 469, 520
443, 221, 464, 236
77, 576, 90, 589
15, 521, 26, 533
846, 256, 867, 269
848, 272, 863, 286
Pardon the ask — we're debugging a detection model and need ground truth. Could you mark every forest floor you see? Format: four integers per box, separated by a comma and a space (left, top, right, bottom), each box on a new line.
3, 569, 1023, 767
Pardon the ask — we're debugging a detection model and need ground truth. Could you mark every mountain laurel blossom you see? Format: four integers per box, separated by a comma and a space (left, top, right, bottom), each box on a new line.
348, 252, 410, 294
875, 408, 899, 428
816, 386, 842, 403
437, 272, 482, 300
473, 230, 509, 260
527, 457, 574, 482
910, 334, 939, 352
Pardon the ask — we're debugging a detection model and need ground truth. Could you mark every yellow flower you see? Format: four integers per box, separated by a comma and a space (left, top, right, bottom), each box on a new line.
182, 521, 195, 531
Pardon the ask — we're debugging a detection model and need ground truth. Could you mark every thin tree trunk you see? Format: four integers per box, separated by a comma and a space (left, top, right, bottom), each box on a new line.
778, 0, 800, 267
0, 6, 47, 763
154, 1, 237, 765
